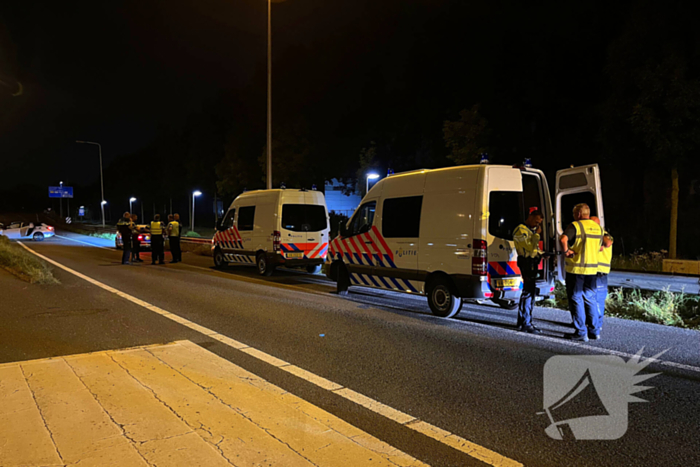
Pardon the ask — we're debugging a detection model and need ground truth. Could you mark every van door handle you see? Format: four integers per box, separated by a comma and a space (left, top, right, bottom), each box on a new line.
365, 241, 373, 245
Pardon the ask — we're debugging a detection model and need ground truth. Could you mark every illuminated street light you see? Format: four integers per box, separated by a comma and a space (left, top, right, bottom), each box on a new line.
192, 191, 202, 233
366, 173, 380, 194
129, 197, 137, 213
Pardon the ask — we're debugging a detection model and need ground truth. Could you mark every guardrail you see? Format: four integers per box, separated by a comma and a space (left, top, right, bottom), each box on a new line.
180, 237, 212, 245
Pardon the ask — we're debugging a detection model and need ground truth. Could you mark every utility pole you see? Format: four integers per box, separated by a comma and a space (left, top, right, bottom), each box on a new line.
76, 141, 105, 227
266, 0, 273, 189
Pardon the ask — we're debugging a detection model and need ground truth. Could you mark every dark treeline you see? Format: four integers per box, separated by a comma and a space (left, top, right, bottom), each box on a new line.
3, 0, 700, 257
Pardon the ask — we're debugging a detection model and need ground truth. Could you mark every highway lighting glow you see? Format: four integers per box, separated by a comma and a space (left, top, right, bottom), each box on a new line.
367, 173, 380, 180
193, 191, 202, 197
101, 200, 107, 205
130, 197, 137, 202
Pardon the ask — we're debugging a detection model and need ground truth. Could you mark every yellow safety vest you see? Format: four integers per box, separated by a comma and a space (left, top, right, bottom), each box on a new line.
150, 221, 163, 235
169, 221, 180, 237
565, 219, 603, 275
598, 231, 613, 274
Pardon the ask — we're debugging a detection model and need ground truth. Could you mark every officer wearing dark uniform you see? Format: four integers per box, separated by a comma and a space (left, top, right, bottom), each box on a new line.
167, 214, 181, 263
116, 212, 133, 265
513, 210, 545, 334
130, 214, 143, 263
149, 214, 166, 265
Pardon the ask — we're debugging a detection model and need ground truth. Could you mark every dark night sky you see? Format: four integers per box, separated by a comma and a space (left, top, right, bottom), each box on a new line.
1, 0, 631, 188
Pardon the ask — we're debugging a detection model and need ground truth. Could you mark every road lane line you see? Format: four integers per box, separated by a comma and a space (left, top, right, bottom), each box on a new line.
19, 241, 523, 467
55, 234, 114, 250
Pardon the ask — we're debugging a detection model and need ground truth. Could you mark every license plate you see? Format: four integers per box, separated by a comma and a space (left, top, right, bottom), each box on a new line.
285, 252, 304, 259
493, 278, 519, 288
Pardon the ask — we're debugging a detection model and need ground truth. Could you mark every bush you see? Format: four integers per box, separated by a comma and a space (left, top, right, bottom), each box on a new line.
606, 288, 700, 328
185, 231, 202, 238
0, 236, 59, 284
611, 250, 666, 272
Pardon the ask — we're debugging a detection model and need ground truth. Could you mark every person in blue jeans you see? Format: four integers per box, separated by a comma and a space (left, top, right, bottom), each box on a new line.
591, 216, 613, 338
559, 204, 604, 342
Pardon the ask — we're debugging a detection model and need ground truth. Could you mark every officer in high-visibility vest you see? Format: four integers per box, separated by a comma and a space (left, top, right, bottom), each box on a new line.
167, 214, 181, 263
591, 216, 613, 337
559, 203, 604, 342
149, 214, 166, 265
513, 210, 545, 334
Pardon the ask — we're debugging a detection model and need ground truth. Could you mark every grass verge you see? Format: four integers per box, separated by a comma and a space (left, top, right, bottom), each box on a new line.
0, 236, 60, 284
541, 281, 699, 329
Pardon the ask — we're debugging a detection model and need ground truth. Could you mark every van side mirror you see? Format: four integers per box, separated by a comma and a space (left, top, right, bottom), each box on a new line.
339, 220, 349, 237
215, 220, 224, 231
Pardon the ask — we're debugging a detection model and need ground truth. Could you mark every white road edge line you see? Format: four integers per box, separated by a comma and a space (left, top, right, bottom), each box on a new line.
18, 241, 522, 467
55, 234, 114, 250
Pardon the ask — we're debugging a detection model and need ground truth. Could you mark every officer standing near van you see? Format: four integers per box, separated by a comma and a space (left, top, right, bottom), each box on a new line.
167, 214, 181, 263
591, 216, 613, 337
149, 214, 166, 265
559, 203, 604, 341
513, 210, 545, 334
116, 212, 133, 265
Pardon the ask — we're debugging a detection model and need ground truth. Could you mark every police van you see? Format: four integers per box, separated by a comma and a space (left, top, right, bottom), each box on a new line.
325, 162, 603, 317
212, 188, 330, 276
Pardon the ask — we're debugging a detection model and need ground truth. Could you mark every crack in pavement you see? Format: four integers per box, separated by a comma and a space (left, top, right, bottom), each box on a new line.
107, 353, 241, 467
19, 365, 65, 465
62, 358, 155, 467
146, 348, 320, 467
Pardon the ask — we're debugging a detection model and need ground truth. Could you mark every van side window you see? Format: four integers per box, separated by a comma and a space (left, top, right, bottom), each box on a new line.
237, 206, 256, 231
349, 201, 376, 236
382, 196, 423, 238
489, 191, 524, 240
222, 209, 236, 229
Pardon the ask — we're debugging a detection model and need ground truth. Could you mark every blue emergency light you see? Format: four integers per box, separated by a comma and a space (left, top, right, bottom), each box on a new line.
524, 158, 533, 168
280, 182, 286, 189
480, 153, 490, 164
387, 168, 394, 176
311, 184, 317, 191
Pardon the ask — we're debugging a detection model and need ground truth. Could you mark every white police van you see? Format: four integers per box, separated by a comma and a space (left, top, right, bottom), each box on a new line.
212, 188, 330, 276
325, 162, 604, 317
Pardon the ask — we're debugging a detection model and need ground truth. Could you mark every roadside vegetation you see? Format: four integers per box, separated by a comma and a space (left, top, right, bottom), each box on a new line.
611, 250, 666, 272
0, 236, 59, 284
541, 281, 699, 330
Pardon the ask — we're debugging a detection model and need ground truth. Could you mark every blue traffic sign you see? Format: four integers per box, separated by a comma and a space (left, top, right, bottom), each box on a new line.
49, 186, 74, 198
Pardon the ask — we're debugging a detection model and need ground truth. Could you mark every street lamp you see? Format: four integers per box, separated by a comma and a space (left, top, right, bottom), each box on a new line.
59, 181, 64, 219
76, 140, 105, 227
191, 191, 202, 233
366, 173, 380, 194
129, 197, 137, 213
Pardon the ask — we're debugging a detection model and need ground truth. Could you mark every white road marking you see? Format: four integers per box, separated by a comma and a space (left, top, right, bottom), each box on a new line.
55, 234, 114, 251
18, 241, 523, 467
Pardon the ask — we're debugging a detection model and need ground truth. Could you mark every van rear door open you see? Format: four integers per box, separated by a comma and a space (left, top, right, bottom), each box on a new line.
554, 164, 605, 281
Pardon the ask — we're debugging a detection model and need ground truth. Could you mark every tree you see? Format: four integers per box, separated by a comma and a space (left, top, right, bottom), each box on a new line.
443, 104, 491, 165
356, 142, 378, 196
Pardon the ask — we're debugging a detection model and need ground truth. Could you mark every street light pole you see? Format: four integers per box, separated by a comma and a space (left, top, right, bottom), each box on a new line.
191, 191, 202, 233
266, 0, 272, 189
76, 140, 105, 227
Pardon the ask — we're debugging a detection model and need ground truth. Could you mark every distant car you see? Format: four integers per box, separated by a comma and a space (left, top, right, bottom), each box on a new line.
116, 224, 152, 250
0, 222, 55, 241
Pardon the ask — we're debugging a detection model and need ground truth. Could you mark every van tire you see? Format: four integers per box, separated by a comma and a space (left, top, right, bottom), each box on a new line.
213, 248, 226, 269
306, 264, 322, 274
337, 264, 350, 296
257, 253, 275, 276
427, 279, 462, 318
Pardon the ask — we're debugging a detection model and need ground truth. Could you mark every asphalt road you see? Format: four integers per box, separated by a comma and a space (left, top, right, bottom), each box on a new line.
2, 232, 699, 467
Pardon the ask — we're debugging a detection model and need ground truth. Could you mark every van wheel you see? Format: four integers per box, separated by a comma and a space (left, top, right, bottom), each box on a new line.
213, 248, 226, 269
257, 253, 275, 276
336, 264, 350, 296
494, 298, 518, 310
427, 279, 463, 318
33, 232, 45, 241
306, 264, 322, 274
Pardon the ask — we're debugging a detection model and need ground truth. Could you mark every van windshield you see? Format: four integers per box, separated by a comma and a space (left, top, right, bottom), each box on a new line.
282, 204, 327, 232
489, 191, 524, 240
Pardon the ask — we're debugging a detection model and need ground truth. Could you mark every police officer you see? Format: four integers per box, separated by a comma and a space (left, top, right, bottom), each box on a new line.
149, 214, 166, 265
513, 210, 545, 334
559, 203, 604, 341
116, 212, 133, 265
167, 214, 181, 263
591, 216, 613, 338
130, 214, 143, 263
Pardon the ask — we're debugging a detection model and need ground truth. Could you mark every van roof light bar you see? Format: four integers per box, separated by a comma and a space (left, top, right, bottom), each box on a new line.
480, 153, 490, 164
